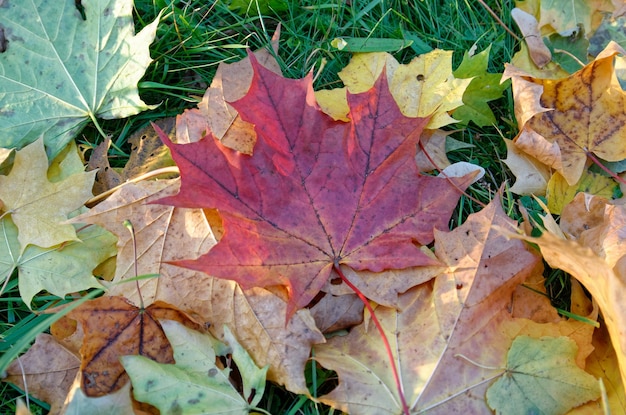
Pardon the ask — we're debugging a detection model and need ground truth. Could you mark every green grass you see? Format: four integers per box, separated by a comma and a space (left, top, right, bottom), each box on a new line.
0, 0, 535, 413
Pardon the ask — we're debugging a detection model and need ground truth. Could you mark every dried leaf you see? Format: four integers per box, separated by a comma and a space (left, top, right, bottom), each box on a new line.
67, 296, 201, 397
3, 334, 80, 415
0, 139, 95, 250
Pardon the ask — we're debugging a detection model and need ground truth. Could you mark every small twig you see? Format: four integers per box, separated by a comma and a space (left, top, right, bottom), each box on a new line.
475, 0, 522, 42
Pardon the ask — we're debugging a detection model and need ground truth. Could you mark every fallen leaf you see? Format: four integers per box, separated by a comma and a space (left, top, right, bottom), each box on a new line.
87, 137, 123, 196
512, 8, 552, 68
120, 118, 177, 181
503, 137, 552, 195
157, 54, 474, 317
571, 322, 626, 414
314, 200, 551, 414
122, 321, 267, 414
414, 129, 451, 172
72, 180, 325, 394
0, 0, 160, 158
62, 381, 146, 415
176, 29, 282, 154
452, 45, 511, 126
539, 0, 592, 36
308, 293, 364, 333
2, 334, 80, 415
0, 139, 96, 250
315, 50, 471, 128
486, 336, 600, 414
0, 216, 116, 307
66, 296, 202, 397
546, 170, 619, 214
503, 197, 626, 397
507, 42, 626, 185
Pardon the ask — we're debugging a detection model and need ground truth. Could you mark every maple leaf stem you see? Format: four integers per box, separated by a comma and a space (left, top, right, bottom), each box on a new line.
333, 264, 410, 415
124, 220, 144, 310
418, 140, 486, 208
585, 150, 626, 187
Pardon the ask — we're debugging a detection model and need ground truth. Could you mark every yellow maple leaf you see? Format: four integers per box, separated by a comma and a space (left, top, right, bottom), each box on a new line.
0, 139, 95, 250
315, 50, 470, 128
505, 42, 626, 185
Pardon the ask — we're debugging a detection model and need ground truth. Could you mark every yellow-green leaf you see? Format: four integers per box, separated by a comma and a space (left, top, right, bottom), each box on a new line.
487, 336, 600, 414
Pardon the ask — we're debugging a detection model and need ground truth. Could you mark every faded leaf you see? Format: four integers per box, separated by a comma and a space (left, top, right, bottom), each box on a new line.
121, 118, 176, 181
0, 217, 116, 308
504, 197, 626, 398
546, 170, 619, 214
314, 200, 550, 414
503, 137, 552, 195
157, 54, 474, 317
539, 0, 592, 36
123, 321, 267, 414
512, 8, 552, 68
315, 50, 471, 128
0, 0, 160, 159
3, 334, 80, 415
72, 180, 325, 394
88, 137, 123, 196
0, 139, 95, 250
415, 129, 451, 172
507, 42, 626, 185
486, 336, 600, 415
66, 296, 202, 397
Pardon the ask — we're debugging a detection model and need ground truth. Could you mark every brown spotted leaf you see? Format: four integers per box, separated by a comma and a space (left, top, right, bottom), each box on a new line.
505, 42, 626, 185
66, 296, 201, 397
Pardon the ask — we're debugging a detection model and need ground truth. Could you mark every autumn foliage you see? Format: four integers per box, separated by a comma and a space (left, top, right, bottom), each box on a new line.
3, 1, 626, 414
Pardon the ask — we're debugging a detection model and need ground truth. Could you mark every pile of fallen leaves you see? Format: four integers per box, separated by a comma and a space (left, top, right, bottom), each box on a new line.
2, 0, 626, 414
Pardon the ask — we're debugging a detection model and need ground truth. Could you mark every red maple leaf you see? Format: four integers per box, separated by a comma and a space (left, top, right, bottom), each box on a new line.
156, 54, 473, 316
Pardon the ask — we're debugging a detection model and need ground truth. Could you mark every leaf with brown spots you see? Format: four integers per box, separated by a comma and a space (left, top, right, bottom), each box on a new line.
65, 295, 202, 397
505, 42, 626, 185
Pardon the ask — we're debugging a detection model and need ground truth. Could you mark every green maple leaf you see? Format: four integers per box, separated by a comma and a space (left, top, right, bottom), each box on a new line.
122, 321, 268, 415
487, 336, 600, 415
0, 139, 95, 251
0, 0, 160, 158
453, 46, 509, 127
0, 217, 117, 308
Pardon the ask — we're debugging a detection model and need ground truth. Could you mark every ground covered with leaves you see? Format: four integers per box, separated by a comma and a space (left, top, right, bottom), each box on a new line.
1, 0, 626, 414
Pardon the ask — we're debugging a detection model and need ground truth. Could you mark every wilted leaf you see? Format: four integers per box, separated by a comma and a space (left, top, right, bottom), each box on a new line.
486, 336, 600, 415
122, 321, 267, 414
0, 139, 95, 250
506, 42, 626, 185
157, 54, 474, 317
62, 381, 141, 415
511, 8, 552, 68
120, 118, 177, 181
0, 0, 160, 158
539, 0, 592, 36
2, 334, 80, 415
66, 296, 201, 397
503, 138, 552, 195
